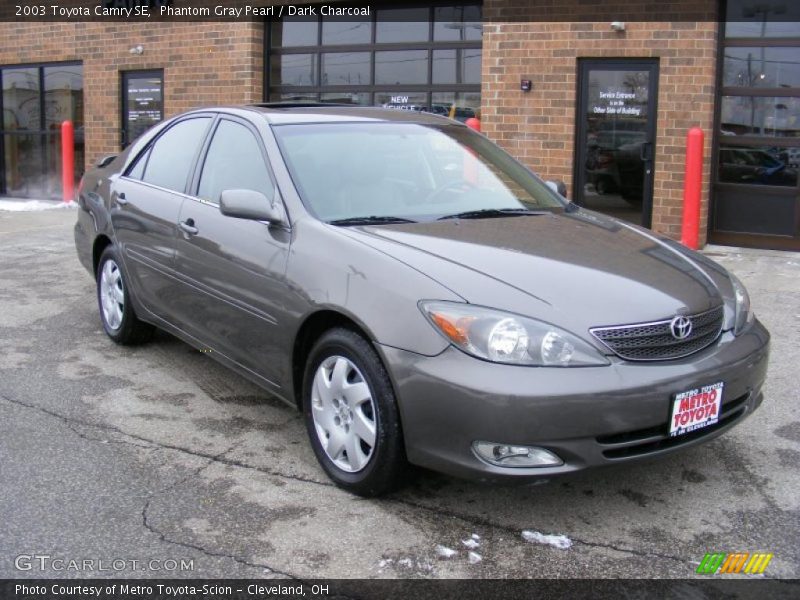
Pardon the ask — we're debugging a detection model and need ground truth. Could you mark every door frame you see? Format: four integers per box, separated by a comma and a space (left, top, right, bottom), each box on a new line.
573, 58, 660, 228
121, 69, 164, 149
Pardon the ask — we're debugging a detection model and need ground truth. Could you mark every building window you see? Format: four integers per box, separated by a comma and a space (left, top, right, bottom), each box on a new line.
267, 3, 482, 119
711, 0, 800, 248
0, 62, 83, 199
122, 70, 164, 148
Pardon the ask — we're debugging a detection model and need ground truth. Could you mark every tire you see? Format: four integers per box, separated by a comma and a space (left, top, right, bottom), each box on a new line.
96, 245, 154, 345
302, 327, 407, 496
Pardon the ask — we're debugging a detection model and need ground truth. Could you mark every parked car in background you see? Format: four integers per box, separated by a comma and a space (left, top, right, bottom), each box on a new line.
719, 147, 798, 187
75, 105, 769, 496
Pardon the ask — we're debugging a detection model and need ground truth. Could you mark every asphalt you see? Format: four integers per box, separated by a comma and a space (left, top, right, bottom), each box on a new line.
0, 208, 798, 581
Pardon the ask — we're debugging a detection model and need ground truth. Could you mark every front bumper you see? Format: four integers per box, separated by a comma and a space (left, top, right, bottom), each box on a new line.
379, 320, 770, 482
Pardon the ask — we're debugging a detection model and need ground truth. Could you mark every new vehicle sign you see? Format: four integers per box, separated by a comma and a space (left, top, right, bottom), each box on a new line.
670, 382, 724, 437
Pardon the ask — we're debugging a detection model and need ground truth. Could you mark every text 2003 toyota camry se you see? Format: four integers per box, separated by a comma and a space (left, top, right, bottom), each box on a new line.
74, 105, 769, 496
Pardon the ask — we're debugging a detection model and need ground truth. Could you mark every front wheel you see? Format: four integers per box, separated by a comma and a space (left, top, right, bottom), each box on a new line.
303, 328, 407, 496
96, 246, 154, 345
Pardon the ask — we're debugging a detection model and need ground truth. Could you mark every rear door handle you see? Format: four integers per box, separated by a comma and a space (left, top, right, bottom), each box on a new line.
116, 192, 128, 206
179, 218, 198, 236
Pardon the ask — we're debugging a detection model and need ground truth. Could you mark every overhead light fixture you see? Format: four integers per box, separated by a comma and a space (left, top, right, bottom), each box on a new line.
129, 45, 144, 55
610, 21, 626, 32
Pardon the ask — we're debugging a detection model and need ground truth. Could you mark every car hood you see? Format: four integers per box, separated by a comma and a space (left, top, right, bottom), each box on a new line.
338, 210, 727, 335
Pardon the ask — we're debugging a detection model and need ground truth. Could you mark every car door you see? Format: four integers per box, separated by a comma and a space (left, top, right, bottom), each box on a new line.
111, 115, 213, 323
172, 116, 291, 388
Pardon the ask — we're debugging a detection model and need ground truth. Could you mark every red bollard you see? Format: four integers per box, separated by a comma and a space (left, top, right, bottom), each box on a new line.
681, 127, 704, 250
61, 120, 75, 203
465, 117, 481, 133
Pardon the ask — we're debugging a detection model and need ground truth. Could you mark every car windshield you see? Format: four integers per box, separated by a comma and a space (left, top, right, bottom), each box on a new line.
272, 122, 566, 223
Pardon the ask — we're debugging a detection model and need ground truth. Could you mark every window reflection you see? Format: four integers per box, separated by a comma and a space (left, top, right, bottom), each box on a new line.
723, 47, 800, 88
322, 52, 370, 86
431, 92, 481, 121
432, 49, 482, 84
725, 0, 800, 38
718, 145, 799, 186
2, 63, 83, 198
270, 17, 317, 47
322, 21, 371, 45
720, 96, 800, 137
3, 68, 40, 130
268, 4, 482, 123
434, 5, 482, 41
271, 54, 317, 86
375, 9, 429, 43
375, 51, 428, 85
321, 92, 370, 105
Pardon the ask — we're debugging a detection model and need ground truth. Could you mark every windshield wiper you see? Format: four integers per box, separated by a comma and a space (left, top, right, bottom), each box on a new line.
437, 208, 547, 221
328, 215, 418, 226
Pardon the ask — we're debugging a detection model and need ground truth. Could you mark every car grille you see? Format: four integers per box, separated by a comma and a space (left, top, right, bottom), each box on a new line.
596, 391, 750, 459
589, 305, 724, 361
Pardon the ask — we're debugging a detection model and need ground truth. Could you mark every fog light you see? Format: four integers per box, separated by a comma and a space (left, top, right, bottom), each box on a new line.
472, 441, 563, 468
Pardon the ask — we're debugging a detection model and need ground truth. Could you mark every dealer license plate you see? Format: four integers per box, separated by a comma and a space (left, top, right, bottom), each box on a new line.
669, 382, 724, 437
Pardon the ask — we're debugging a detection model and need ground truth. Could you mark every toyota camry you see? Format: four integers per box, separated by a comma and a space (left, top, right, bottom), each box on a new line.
74, 105, 770, 496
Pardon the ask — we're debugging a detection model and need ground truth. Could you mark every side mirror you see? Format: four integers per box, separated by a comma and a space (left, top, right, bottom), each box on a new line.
546, 180, 568, 198
219, 189, 286, 225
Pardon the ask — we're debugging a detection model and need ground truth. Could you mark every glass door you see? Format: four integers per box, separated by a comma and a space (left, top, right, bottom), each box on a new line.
121, 70, 163, 148
574, 59, 659, 227
1, 63, 83, 199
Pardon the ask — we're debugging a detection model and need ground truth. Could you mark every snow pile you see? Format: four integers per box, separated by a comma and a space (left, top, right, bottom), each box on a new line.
521, 530, 573, 550
0, 199, 76, 212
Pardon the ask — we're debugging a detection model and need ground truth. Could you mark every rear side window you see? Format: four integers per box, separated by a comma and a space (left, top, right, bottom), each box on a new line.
198, 120, 275, 204
126, 147, 150, 180
142, 117, 211, 192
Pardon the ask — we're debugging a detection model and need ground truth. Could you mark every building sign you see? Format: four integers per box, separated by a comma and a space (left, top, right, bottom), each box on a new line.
593, 90, 642, 116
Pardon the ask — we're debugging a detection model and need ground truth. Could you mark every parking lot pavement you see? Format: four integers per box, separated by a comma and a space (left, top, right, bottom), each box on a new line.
1, 208, 798, 580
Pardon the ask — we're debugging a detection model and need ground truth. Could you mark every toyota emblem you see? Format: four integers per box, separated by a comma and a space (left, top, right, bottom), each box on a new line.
669, 315, 693, 340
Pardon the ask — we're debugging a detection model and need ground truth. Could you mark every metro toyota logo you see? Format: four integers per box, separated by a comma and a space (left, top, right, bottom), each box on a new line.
670, 315, 693, 340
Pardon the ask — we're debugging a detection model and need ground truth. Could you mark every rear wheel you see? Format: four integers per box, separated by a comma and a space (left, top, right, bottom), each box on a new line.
303, 328, 406, 496
96, 246, 154, 345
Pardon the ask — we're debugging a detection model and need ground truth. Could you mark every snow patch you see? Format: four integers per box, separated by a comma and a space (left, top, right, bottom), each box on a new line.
468, 551, 482, 564
521, 530, 573, 550
471, 533, 481, 540
462, 538, 480, 549
0, 199, 77, 212
435, 545, 458, 559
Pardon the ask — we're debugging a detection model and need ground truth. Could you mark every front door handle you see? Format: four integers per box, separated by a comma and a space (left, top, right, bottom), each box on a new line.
116, 192, 128, 206
179, 218, 198, 236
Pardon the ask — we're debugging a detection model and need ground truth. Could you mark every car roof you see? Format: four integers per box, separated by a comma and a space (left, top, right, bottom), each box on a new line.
204, 103, 466, 126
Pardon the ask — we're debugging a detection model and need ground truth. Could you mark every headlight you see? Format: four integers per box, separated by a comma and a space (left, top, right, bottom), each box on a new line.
729, 273, 755, 335
420, 301, 609, 367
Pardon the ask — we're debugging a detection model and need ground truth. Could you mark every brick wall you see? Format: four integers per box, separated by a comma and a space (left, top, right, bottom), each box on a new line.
481, 4, 719, 244
0, 20, 263, 169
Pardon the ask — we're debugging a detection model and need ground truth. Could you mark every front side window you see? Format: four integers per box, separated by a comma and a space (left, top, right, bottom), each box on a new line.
274, 122, 564, 222
198, 120, 275, 204
142, 117, 210, 192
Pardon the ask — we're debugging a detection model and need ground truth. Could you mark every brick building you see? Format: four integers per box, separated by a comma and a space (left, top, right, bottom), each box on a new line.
1, 0, 798, 250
